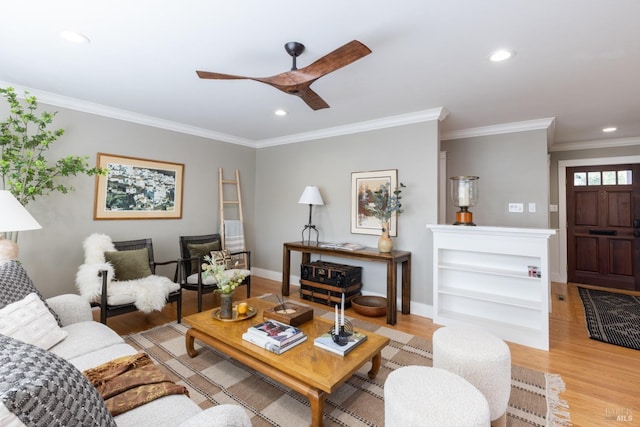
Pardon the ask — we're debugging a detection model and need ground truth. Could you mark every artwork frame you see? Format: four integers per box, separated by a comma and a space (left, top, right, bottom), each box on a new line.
94, 153, 184, 220
351, 169, 398, 236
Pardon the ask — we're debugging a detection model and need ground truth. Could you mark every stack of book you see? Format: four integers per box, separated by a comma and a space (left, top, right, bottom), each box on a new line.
313, 330, 367, 356
242, 319, 307, 355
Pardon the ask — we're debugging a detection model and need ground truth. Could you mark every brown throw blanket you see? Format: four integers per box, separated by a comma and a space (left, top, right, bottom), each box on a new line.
83, 352, 189, 416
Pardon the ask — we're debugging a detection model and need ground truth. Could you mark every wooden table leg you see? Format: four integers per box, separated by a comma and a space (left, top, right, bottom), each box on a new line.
386, 261, 397, 325
185, 328, 198, 357
282, 246, 291, 296
401, 257, 411, 314
307, 389, 327, 427
368, 352, 383, 379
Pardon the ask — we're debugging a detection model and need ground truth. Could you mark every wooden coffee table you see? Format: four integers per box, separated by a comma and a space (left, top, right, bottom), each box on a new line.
183, 298, 390, 427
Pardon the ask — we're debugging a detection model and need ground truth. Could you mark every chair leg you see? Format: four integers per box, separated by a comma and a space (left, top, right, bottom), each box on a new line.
100, 308, 107, 324
197, 289, 203, 312
177, 292, 183, 323
246, 278, 251, 298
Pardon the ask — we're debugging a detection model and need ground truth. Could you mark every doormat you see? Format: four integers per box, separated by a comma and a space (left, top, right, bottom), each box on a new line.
578, 287, 640, 351
124, 317, 570, 426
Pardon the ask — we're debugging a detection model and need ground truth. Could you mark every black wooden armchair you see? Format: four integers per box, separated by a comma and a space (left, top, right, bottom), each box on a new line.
96, 238, 182, 324
179, 233, 251, 312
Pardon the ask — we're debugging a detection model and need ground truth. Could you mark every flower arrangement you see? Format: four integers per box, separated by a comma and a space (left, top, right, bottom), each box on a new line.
364, 182, 406, 224
202, 255, 245, 294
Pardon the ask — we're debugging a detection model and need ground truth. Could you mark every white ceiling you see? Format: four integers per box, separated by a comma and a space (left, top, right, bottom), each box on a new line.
2, 1, 640, 148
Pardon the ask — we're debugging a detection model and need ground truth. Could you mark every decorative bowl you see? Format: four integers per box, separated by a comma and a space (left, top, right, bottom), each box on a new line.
351, 296, 387, 317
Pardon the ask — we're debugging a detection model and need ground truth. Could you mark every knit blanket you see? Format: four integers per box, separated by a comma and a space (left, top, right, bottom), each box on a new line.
83, 352, 188, 416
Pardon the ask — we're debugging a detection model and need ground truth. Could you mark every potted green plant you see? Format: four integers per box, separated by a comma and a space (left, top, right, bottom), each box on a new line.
0, 87, 105, 241
364, 182, 406, 252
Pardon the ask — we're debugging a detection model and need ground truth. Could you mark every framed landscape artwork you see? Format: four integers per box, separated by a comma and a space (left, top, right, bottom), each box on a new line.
351, 169, 398, 236
94, 153, 184, 220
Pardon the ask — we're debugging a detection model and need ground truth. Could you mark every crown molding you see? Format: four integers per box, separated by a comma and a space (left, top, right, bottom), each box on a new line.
256, 108, 448, 148
550, 136, 640, 152
441, 117, 556, 141
0, 81, 255, 147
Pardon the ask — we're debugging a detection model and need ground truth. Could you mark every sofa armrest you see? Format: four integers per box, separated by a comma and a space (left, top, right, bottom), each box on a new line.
46, 294, 93, 326
177, 404, 252, 427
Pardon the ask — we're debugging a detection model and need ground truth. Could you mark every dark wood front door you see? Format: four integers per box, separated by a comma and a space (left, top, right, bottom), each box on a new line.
567, 164, 640, 291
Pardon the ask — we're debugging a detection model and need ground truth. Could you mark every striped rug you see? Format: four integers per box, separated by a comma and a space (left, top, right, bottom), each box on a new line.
123, 312, 570, 426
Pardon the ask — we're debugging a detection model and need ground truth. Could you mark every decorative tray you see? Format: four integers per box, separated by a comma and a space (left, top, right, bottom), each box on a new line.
211, 306, 257, 322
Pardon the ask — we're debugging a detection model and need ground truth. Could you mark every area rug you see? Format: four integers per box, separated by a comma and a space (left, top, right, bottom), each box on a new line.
124, 313, 570, 426
578, 287, 640, 351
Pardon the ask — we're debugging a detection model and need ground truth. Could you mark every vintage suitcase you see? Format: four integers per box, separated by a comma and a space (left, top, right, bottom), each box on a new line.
299, 279, 362, 308
300, 261, 362, 287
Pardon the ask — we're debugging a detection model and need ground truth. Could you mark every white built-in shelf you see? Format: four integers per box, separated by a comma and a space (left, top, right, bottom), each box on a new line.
427, 224, 556, 351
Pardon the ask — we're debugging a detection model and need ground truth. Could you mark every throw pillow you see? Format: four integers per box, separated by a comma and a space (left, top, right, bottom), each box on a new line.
0, 260, 62, 326
0, 334, 116, 427
211, 249, 233, 269
187, 241, 221, 274
104, 248, 152, 281
0, 292, 68, 350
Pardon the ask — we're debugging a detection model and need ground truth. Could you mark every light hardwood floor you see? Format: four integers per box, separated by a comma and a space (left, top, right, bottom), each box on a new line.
101, 278, 640, 427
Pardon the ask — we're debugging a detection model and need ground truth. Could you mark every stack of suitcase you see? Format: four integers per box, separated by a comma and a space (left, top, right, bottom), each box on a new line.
299, 260, 362, 307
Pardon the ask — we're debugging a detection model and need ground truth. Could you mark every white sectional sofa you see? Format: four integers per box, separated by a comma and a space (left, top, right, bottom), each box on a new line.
0, 260, 252, 426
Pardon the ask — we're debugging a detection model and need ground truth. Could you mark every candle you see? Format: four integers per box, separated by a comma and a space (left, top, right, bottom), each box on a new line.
458, 181, 470, 206
335, 304, 339, 332
341, 293, 345, 326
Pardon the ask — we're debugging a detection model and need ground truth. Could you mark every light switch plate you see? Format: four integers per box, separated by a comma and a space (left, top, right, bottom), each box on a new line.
508, 203, 524, 213
528, 203, 536, 213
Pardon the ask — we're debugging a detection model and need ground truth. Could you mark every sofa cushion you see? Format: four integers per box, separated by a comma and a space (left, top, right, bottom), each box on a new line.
0, 334, 116, 427
49, 320, 125, 361
0, 292, 68, 350
114, 395, 201, 426
104, 248, 152, 281
187, 241, 221, 274
67, 343, 138, 372
0, 260, 61, 326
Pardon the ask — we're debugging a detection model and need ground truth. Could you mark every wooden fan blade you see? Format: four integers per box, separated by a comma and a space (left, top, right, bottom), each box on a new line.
297, 87, 330, 110
196, 70, 251, 80
297, 40, 371, 80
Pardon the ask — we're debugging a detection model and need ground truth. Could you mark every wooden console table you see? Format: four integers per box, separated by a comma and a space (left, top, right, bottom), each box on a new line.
282, 241, 411, 325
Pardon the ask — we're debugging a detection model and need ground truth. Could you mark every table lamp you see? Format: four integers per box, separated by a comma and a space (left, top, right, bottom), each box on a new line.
0, 190, 42, 260
450, 176, 479, 226
298, 185, 324, 244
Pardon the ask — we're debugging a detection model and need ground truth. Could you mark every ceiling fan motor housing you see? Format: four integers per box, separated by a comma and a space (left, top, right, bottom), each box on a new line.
285, 42, 305, 70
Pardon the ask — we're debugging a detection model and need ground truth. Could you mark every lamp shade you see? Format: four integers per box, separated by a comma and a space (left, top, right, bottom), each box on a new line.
298, 186, 324, 205
0, 191, 42, 232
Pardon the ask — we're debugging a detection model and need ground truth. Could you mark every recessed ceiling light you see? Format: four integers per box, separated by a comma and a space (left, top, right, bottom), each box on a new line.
60, 30, 90, 44
274, 109, 288, 116
489, 49, 515, 62
602, 126, 617, 133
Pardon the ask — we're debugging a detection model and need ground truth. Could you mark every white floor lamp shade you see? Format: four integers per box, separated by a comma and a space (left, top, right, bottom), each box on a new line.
0, 191, 42, 261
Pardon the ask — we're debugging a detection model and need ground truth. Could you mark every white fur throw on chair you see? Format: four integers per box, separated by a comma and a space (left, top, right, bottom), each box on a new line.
75, 233, 179, 313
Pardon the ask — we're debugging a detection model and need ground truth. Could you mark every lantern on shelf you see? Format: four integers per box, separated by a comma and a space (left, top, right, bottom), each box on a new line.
450, 176, 479, 226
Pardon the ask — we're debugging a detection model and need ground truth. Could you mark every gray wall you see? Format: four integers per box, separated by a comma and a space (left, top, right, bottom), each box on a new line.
5, 104, 256, 298
255, 121, 440, 313
442, 129, 550, 228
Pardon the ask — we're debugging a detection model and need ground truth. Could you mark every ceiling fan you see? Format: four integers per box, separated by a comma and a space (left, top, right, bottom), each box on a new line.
196, 40, 371, 110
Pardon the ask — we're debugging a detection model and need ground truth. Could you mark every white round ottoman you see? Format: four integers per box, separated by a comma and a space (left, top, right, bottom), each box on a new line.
384, 365, 490, 427
432, 326, 511, 427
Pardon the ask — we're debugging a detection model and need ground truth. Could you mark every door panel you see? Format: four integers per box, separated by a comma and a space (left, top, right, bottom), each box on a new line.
575, 237, 598, 272
567, 164, 640, 291
575, 192, 598, 225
